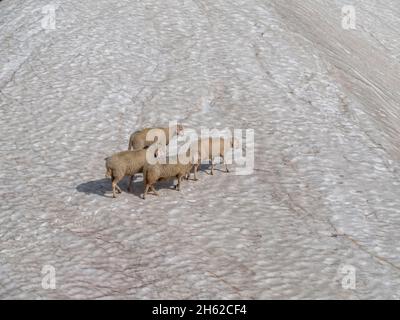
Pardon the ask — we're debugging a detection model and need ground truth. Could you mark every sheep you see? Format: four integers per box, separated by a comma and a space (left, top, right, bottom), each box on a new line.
128, 124, 184, 151
105, 146, 158, 198
189, 137, 239, 180
142, 150, 196, 199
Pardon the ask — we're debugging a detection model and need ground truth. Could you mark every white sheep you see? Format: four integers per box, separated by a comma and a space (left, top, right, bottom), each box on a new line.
189, 137, 239, 180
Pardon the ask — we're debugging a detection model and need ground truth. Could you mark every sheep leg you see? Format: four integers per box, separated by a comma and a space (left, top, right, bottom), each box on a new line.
112, 179, 121, 198
222, 156, 229, 172
150, 185, 159, 196
194, 164, 199, 181
184, 171, 190, 180
210, 159, 214, 175
184, 167, 191, 180
128, 175, 134, 193
115, 184, 122, 193
176, 176, 182, 191
143, 184, 150, 199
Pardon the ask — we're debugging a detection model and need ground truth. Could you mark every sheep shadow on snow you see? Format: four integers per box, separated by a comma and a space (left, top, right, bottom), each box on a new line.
76, 163, 225, 198
76, 178, 113, 197
76, 176, 178, 199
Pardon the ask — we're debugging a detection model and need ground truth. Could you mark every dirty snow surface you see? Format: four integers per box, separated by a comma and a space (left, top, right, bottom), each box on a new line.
1, 0, 400, 299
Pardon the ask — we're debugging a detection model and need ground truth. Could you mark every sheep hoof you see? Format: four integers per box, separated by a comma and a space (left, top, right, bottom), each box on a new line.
194, 178, 199, 181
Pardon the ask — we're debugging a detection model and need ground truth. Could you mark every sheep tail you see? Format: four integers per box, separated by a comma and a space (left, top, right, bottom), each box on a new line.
128, 135, 133, 150
104, 157, 112, 178
105, 167, 113, 178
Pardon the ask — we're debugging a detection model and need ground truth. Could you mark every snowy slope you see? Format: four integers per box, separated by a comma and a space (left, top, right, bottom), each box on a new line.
1, 0, 400, 299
